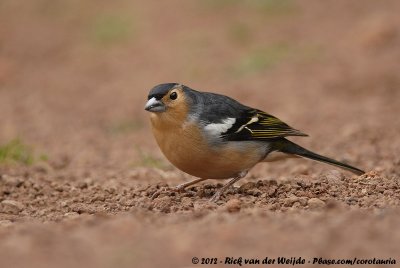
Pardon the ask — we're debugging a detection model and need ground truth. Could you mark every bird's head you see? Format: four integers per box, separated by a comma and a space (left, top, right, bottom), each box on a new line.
145, 83, 188, 113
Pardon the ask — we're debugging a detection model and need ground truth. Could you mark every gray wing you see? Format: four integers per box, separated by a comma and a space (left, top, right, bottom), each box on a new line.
184, 88, 307, 141
185, 89, 250, 123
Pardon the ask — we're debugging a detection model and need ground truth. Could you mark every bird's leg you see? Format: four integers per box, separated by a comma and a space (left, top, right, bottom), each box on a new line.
209, 171, 248, 202
152, 178, 205, 199
174, 177, 207, 192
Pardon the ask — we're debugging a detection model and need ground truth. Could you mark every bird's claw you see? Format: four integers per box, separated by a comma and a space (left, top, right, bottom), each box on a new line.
209, 191, 222, 203
150, 186, 171, 200
174, 184, 186, 192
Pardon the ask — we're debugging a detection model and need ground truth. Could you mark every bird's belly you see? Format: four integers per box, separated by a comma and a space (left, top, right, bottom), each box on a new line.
152, 123, 267, 179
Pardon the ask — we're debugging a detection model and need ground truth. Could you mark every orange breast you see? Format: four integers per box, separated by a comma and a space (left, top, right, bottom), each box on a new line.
150, 113, 266, 179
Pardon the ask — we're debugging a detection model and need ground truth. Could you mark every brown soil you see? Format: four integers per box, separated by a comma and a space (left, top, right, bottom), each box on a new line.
1, 0, 400, 267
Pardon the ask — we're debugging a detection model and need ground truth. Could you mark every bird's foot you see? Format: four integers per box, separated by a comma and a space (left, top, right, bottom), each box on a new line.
150, 186, 171, 200
174, 178, 207, 193
209, 190, 222, 203
174, 183, 187, 192
208, 173, 247, 203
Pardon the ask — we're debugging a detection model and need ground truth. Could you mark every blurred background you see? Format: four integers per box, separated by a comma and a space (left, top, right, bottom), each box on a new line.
1, 1, 400, 268
1, 0, 399, 175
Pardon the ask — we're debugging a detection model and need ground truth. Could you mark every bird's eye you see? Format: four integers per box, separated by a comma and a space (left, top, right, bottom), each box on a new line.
170, 92, 177, 100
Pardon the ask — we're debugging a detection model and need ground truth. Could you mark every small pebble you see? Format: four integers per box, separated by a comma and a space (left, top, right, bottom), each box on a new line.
361, 189, 367, 195
225, 198, 241, 213
239, 182, 256, 193
181, 197, 193, 209
307, 198, 326, 209
0, 200, 25, 214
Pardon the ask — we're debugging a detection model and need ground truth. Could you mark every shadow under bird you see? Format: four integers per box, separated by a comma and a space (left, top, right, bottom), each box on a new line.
144, 83, 365, 202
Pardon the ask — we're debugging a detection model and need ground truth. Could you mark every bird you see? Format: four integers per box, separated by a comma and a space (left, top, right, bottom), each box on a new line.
144, 83, 365, 202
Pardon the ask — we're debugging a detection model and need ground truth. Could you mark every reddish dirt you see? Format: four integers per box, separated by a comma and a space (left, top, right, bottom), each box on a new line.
1, 0, 400, 267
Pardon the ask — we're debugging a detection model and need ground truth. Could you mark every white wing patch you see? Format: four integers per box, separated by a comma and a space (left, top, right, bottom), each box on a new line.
204, 118, 236, 137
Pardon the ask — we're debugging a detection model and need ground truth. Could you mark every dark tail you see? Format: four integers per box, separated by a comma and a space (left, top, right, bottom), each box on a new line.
276, 139, 365, 175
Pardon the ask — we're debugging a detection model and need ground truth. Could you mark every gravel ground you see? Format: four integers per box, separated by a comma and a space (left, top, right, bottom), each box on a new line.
0, 0, 399, 267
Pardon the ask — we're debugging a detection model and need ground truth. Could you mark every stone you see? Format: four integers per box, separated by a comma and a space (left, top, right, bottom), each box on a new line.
307, 198, 326, 209
225, 198, 241, 213
0, 200, 24, 214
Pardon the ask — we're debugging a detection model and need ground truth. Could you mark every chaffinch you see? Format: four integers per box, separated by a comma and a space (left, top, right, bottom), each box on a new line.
145, 83, 365, 202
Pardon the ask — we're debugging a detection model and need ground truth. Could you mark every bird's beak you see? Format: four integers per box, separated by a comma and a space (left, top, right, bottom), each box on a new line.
144, 97, 166, 112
